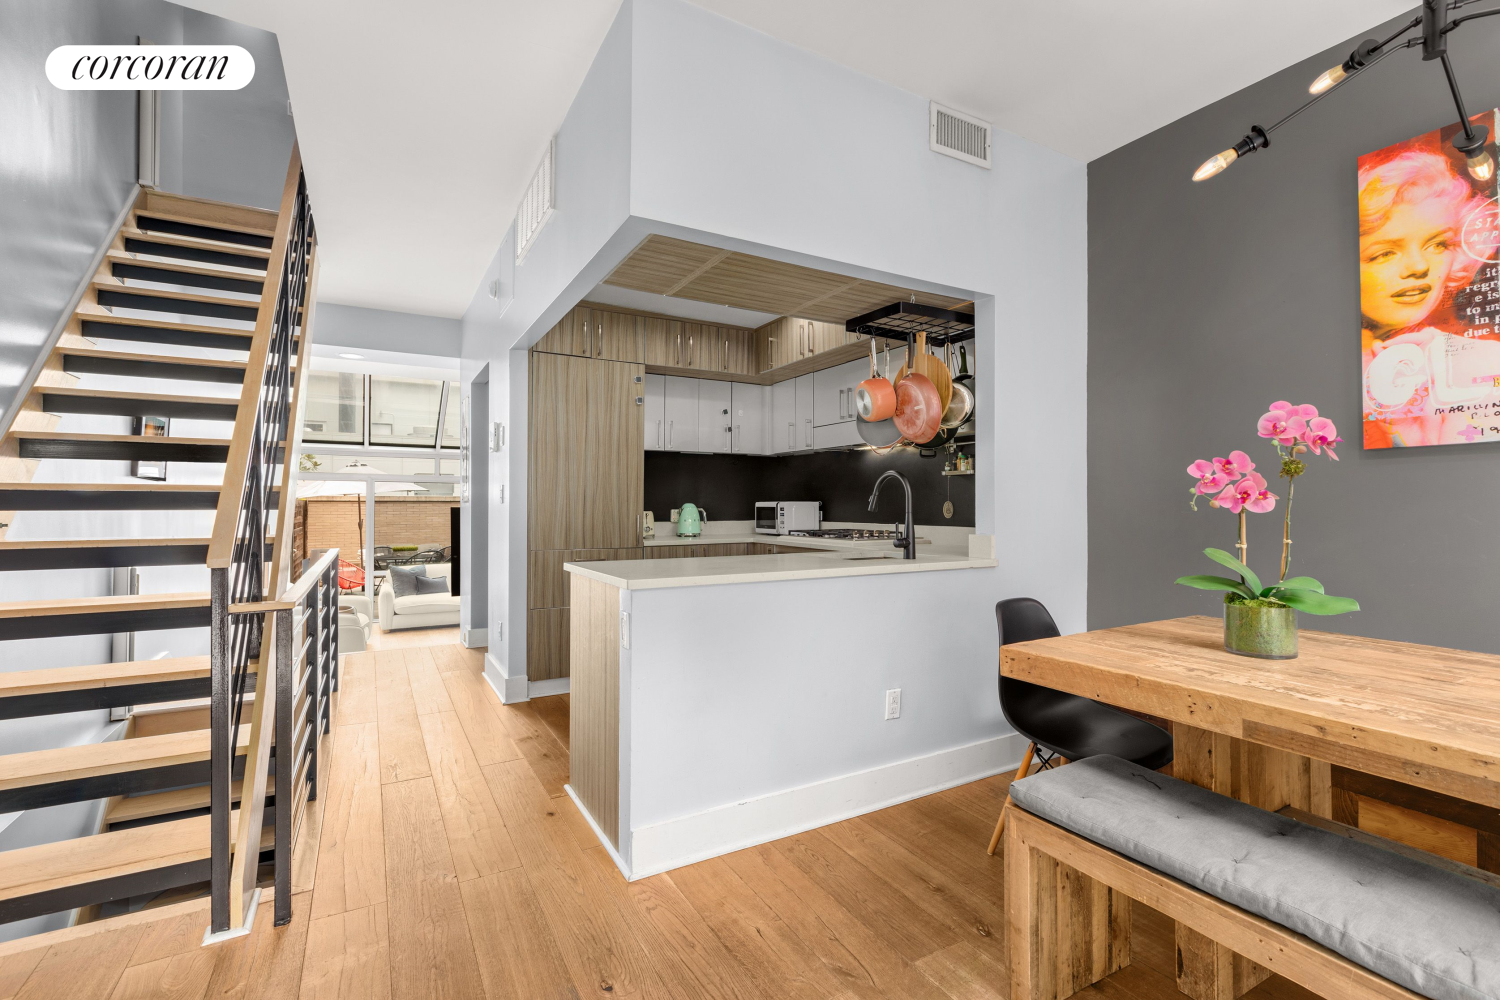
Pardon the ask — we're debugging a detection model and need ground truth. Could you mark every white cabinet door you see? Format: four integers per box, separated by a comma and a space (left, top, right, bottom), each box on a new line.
812, 358, 867, 427
731, 383, 768, 455
664, 376, 699, 452
643, 374, 665, 451
771, 379, 797, 454
697, 379, 732, 454
794, 374, 815, 451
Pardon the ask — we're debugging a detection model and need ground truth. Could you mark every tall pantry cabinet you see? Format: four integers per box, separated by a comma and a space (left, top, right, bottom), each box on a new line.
527, 344, 644, 683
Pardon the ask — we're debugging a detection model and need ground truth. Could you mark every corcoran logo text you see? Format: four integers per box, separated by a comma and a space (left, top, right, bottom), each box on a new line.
46, 45, 255, 90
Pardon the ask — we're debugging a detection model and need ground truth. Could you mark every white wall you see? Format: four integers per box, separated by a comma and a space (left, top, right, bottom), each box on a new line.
314, 302, 464, 360
463, 0, 1089, 695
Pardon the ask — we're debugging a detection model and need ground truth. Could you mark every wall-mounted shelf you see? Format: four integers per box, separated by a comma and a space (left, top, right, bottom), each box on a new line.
941, 469, 974, 477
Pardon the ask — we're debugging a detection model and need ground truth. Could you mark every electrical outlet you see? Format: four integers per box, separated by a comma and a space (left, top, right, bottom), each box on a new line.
884, 688, 901, 720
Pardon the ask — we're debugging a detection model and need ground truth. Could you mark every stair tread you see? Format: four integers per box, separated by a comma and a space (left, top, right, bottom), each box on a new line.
104, 249, 266, 280
38, 386, 240, 407
0, 656, 209, 699
0, 538, 212, 550
0, 593, 209, 620
91, 280, 261, 308
119, 228, 272, 261
0, 483, 223, 493
57, 346, 248, 369
0, 725, 247, 793
0, 813, 212, 902
137, 191, 279, 227
107, 782, 239, 825
13, 431, 232, 447
78, 312, 257, 339
134, 209, 275, 238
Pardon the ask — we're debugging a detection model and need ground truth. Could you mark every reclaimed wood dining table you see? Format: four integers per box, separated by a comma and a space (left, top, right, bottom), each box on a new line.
1000, 615, 1500, 1000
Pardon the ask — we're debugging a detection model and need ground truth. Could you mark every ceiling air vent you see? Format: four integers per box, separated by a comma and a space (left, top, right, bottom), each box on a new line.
515, 138, 556, 263
930, 102, 991, 169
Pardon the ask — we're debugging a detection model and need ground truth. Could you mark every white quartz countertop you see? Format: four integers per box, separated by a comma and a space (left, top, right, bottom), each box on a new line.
565, 545, 996, 590
643, 530, 933, 551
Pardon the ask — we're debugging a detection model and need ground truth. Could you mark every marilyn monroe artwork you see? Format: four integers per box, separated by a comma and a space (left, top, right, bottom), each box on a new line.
1360, 111, 1500, 448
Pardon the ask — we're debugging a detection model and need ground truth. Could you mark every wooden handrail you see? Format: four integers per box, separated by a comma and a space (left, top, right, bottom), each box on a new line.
206, 143, 304, 570
229, 548, 339, 615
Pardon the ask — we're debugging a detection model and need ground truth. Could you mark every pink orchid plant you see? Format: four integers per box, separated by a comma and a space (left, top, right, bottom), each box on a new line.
1176, 401, 1358, 617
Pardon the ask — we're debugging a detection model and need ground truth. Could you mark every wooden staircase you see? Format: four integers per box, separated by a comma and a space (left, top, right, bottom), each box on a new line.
0, 147, 339, 938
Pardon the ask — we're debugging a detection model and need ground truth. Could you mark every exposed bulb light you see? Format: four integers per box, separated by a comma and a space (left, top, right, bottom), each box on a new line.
1191, 126, 1269, 182
1193, 149, 1238, 182
1468, 148, 1495, 183
1453, 124, 1494, 184
338, 353, 364, 360
1309, 65, 1347, 95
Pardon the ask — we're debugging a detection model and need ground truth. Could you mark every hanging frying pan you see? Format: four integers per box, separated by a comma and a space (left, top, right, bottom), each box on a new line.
893, 372, 942, 444
896, 332, 952, 415
858, 345, 903, 448
855, 339, 896, 421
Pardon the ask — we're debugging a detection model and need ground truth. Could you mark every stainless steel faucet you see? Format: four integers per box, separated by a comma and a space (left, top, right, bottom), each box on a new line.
867, 471, 916, 560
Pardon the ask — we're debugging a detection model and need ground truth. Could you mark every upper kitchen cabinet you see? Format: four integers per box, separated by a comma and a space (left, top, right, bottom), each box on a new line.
697, 379, 732, 454
534, 305, 644, 363
755, 317, 876, 377
730, 383, 768, 455
644, 316, 756, 378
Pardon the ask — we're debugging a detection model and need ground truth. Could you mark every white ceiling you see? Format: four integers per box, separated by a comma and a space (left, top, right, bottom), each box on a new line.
183, 0, 1409, 319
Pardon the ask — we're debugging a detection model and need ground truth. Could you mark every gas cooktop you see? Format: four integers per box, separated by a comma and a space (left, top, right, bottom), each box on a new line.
786, 528, 899, 540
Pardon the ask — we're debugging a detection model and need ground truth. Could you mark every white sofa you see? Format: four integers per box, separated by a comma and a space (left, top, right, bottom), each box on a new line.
378, 562, 460, 632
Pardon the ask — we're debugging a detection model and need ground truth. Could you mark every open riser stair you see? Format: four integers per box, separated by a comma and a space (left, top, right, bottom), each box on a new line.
0, 147, 339, 938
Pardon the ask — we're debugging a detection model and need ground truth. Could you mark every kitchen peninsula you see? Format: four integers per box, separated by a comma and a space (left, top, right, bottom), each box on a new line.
563, 532, 1005, 879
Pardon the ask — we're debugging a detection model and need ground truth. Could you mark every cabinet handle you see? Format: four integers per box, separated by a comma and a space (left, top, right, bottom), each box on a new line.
723, 336, 728, 371
585, 321, 592, 357
689, 334, 695, 367
669, 420, 673, 448
596, 321, 604, 357
805, 418, 812, 448
676, 333, 681, 365
656, 419, 662, 449
788, 421, 794, 450
735, 423, 741, 451
799, 323, 805, 358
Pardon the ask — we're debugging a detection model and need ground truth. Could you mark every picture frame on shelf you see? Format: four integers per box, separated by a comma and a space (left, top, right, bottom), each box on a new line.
131, 415, 168, 481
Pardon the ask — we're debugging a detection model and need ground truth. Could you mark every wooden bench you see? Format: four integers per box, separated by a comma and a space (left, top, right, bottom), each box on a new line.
1005, 804, 1425, 1000
1002, 755, 1500, 1000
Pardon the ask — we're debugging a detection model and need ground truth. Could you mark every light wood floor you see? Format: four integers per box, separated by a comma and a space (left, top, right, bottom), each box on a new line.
0, 639, 1324, 1000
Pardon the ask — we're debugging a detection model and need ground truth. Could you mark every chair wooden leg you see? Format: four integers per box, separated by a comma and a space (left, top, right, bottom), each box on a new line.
987, 741, 1036, 855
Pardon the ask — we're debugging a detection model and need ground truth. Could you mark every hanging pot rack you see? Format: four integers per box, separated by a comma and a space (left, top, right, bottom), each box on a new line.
844, 301, 975, 347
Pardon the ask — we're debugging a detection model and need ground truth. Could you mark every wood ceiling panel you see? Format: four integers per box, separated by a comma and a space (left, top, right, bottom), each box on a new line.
603, 236, 728, 294
603, 236, 971, 326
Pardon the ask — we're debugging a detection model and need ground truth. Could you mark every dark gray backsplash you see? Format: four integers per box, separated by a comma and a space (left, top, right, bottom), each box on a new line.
645, 447, 975, 527
1088, 14, 1500, 652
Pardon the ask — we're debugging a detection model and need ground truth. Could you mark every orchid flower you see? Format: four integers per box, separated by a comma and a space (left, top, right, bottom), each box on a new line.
1213, 472, 1278, 514
1301, 417, 1341, 460
1186, 459, 1231, 495
1257, 403, 1307, 447
1213, 450, 1254, 479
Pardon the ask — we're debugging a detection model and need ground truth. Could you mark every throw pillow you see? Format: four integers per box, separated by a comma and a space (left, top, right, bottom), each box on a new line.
389, 566, 422, 599
414, 575, 449, 596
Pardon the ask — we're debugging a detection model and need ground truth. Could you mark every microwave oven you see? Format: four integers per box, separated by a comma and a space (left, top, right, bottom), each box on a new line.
755, 501, 822, 535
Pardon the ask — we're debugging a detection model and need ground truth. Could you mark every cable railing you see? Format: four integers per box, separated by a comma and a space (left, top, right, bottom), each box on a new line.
206, 144, 331, 936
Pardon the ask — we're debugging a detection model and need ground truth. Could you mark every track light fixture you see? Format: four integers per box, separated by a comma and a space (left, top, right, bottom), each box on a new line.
1193, 0, 1500, 183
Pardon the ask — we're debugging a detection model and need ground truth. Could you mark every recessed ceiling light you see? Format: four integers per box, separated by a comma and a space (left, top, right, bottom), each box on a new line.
338, 353, 364, 360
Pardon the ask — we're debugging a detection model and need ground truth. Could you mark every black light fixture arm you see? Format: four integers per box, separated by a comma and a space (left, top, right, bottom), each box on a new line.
1192, 1, 1498, 183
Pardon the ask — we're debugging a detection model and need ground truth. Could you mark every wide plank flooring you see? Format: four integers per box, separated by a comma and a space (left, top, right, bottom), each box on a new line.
0, 637, 1322, 1000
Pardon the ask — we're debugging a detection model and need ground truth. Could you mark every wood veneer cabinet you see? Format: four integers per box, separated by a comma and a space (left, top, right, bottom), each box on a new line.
527, 350, 644, 681
755, 316, 878, 375
533, 306, 645, 363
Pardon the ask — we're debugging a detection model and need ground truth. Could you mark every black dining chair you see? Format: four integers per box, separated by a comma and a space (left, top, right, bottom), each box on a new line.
986, 597, 1173, 855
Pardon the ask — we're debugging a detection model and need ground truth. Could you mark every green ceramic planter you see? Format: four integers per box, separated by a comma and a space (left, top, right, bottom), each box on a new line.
1223, 600, 1298, 659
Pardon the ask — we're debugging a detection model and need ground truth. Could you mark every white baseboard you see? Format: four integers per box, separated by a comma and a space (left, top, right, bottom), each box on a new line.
528, 677, 569, 698
461, 628, 487, 648
484, 652, 528, 704
623, 731, 1026, 881
564, 784, 631, 878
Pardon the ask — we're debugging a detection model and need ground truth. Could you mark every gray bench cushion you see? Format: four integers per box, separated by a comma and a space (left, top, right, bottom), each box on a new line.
1010, 755, 1500, 1000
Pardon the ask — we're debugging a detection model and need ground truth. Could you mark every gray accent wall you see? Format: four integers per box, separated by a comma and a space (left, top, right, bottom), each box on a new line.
1088, 14, 1500, 653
